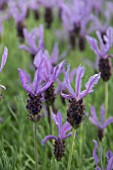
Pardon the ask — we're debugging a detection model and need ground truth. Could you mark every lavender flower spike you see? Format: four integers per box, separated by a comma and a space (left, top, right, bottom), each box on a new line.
0, 47, 8, 90
61, 65, 100, 129
18, 59, 58, 122
93, 140, 113, 170
19, 25, 44, 58
89, 105, 113, 140
86, 27, 113, 81
86, 27, 113, 59
42, 111, 72, 161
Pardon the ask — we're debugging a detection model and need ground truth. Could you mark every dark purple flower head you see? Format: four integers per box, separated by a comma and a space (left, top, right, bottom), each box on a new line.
0, 47, 8, 90
89, 105, 113, 130
86, 27, 113, 59
42, 111, 72, 145
93, 140, 113, 170
61, 65, 100, 101
19, 25, 44, 56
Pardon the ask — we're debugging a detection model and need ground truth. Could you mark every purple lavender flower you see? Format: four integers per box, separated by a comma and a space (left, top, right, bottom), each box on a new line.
8, 1, 27, 39
34, 49, 65, 117
86, 27, 113, 81
19, 25, 44, 58
8, 1, 27, 25
93, 140, 113, 170
61, 65, 100, 128
42, 111, 72, 161
61, 1, 92, 50
0, 47, 8, 92
18, 58, 59, 122
89, 105, 113, 140
62, 65, 100, 101
34, 50, 65, 84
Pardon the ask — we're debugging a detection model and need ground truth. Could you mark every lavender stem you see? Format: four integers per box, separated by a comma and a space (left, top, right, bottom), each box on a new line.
105, 82, 108, 119
34, 122, 38, 170
67, 129, 76, 170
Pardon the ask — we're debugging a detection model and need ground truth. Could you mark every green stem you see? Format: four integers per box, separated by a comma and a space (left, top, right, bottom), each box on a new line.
67, 129, 76, 170
56, 160, 59, 170
80, 124, 83, 161
105, 82, 108, 119
34, 122, 38, 170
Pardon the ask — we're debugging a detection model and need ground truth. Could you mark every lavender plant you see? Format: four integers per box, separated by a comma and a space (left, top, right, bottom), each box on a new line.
18, 58, 61, 169
34, 50, 65, 107
0, 47, 8, 123
61, 65, 100, 129
0, 47, 8, 97
93, 140, 113, 170
61, 65, 100, 170
86, 27, 113, 82
34, 50, 65, 131
88, 105, 113, 140
86, 26, 113, 118
19, 25, 44, 59
8, 1, 27, 39
42, 111, 72, 161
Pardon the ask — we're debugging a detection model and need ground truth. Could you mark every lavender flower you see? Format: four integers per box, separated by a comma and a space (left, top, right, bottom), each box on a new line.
55, 67, 76, 105
61, 65, 100, 128
8, 1, 27, 39
89, 105, 113, 140
61, 1, 92, 50
93, 140, 113, 170
18, 58, 59, 122
34, 50, 65, 83
19, 25, 44, 58
42, 111, 72, 161
86, 27, 113, 81
0, 47, 8, 93
34, 50, 65, 125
